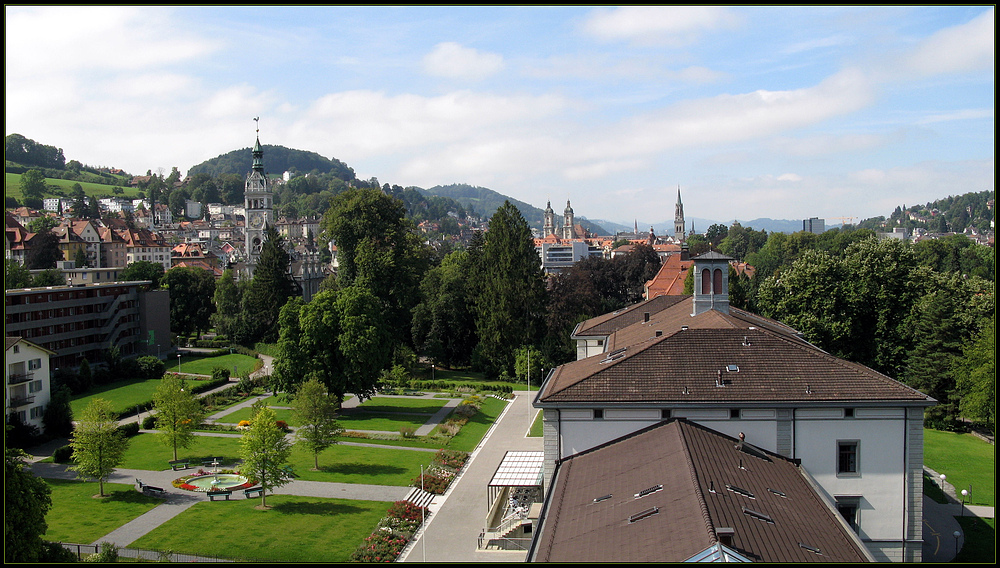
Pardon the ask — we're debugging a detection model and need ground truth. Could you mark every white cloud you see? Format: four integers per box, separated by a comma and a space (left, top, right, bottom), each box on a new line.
777, 173, 802, 182
422, 42, 505, 80
905, 8, 994, 76
916, 108, 994, 125
580, 6, 740, 46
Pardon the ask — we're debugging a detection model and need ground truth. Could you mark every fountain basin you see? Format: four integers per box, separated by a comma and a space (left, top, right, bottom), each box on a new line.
179, 473, 250, 492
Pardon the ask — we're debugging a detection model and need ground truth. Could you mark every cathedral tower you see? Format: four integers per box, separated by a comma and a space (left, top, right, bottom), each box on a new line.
543, 201, 555, 237
674, 186, 686, 242
244, 118, 273, 276
563, 200, 575, 240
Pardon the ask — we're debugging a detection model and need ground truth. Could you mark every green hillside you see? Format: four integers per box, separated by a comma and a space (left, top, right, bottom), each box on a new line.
187, 145, 355, 181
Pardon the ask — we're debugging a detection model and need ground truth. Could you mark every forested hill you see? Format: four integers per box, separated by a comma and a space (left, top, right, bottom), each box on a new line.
187, 145, 355, 181
417, 183, 608, 235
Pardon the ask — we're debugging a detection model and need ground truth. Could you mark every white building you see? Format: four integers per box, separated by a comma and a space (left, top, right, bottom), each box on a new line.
5, 337, 55, 433
533, 251, 933, 562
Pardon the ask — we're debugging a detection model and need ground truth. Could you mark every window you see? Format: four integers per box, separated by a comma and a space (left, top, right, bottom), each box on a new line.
593, 409, 604, 420
837, 440, 860, 476
30, 406, 45, 420
12, 345, 18, 354
29, 380, 43, 393
835, 496, 861, 533
28, 359, 42, 371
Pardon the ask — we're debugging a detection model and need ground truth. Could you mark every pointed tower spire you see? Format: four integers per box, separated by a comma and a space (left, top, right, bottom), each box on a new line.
674, 184, 686, 243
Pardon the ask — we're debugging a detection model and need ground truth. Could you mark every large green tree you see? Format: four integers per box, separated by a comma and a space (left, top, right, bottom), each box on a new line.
5, 259, 32, 290
239, 403, 293, 509
468, 201, 546, 378
120, 260, 165, 287
291, 378, 343, 470
321, 188, 429, 345
211, 268, 243, 339
954, 315, 995, 432
69, 399, 129, 497
153, 376, 205, 461
411, 250, 477, 368
4, 446, 75, 563
19, 169, 47, 201
236, 226, 297, 345
163, 266, 217, 339
25, 228, 63, 270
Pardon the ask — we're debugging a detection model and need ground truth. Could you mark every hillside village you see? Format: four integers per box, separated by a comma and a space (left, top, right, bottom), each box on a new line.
5, 133, 995, 563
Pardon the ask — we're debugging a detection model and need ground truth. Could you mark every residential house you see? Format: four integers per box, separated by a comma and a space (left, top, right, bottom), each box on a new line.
532, 251, 933, 562
117, 227, 171, 271
5, 337, 55, 433
99, 226, 129, 268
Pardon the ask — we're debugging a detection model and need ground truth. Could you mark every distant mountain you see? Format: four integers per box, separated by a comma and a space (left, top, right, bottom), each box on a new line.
187, 145, 355, 181
416, 183, 608, 236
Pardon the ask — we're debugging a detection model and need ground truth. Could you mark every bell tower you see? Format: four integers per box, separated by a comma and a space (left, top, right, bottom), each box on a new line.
543, 201, 555, 237
674, 185, 686, 242
562, 200, 575, 239
244, 117, 273, 276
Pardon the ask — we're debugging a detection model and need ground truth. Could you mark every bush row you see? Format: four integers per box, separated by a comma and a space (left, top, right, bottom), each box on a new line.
350, 501, 428, 562
407, 380, 513, 394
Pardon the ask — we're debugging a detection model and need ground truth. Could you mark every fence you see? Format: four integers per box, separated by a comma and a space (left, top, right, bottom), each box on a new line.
58, 542, 260, 562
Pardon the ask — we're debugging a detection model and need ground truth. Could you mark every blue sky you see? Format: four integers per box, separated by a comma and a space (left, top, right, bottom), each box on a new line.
5, 6, 994, 226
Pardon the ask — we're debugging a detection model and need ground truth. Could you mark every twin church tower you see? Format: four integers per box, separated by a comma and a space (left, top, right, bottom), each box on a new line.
542, 187, 687, 242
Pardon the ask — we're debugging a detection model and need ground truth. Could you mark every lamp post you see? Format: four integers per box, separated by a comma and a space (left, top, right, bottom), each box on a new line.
953, 530, 961, 556
177, 353, 182, 376
432, 364, 435, 382
939, 473, 946, 491
960, 489, 968, 517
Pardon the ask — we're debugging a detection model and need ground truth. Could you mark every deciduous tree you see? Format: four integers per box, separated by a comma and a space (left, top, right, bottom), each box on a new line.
163, 266, 216, 339
153, 376, 205, 461
239, 403, 293, 509
292, 378, 343, 470
69, 399, 129, 497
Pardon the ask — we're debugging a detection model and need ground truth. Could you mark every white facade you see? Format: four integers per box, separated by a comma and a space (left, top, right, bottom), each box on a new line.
5, 338, 54, 432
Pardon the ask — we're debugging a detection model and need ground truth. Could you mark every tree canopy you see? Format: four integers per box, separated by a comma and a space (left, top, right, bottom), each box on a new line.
69, 399, 129, 497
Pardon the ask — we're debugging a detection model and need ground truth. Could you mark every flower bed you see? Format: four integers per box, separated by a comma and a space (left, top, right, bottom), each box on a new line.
409, 449, 470, 495
350, 500, 428, 562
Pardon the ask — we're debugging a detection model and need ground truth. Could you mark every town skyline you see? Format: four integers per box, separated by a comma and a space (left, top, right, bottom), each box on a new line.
5, 6, 994, 225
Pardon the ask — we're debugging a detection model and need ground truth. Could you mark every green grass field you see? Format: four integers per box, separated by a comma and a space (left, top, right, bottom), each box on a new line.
924, 429, 994, 507
42, 480, 162, 544
357, 396, 449, 414
129, 494, 393, 563
70, 378, 163, 418
165, 354, 260, 376
6, 172, 138, 202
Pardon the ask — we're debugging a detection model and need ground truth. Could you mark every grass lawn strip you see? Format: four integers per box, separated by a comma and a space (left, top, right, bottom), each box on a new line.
924, 429, 994, 507
129, 494, 392, 563
164, 353, 259, 376
338, 412, 429, 432
42, 480, 162, 544
356, 396, 450, 414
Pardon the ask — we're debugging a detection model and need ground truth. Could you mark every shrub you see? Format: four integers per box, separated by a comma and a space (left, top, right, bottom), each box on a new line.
275, 420, 289, 431
211, 367, 231, 383
142, 415, 157, 430
52, 444, 74, 463
399, 426, 416, 438
117, 422, 140, 438
387, 500, 428, 524
411, 470, 451, 494
433, 449, 469, 470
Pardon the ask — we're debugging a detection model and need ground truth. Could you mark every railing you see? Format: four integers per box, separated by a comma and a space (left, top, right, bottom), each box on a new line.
476, 532, 531, 551
7, 395, 36, 408
58, 542, 252, 562
7, 372, 33, 385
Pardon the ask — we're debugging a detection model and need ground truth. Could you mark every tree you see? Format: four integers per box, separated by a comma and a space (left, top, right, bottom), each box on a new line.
411, 251, 477, 368
42, 385, 74, 438
27, 216, 58, 234
30, 268, 65, 287
5, 259, 32, 290
292, 378, 343, 470
514, 345, 547, 386
69, 398, 129, 497
239, 403, 293, 509
468, 202, 547, 378
954, 315, 995, 432
4, 446, 75, 563
73, 247, 88, 269
120, 260, 165, 287
211, 268, 242, 338
19, 169, 47, 201
163, 266, 216, 339
237, 226, 296, 345
272, 285, 393, 402
25, 228, 63, 270
321, 188, 429, 345
153, 375, 205, 461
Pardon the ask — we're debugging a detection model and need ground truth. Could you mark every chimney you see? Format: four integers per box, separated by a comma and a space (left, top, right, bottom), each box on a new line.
691, 251, 733, 316
643, 312, 650, 323
655, 330, 663, 337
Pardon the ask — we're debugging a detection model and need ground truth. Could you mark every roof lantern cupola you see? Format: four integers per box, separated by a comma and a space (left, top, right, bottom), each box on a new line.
691, 251, 734, 316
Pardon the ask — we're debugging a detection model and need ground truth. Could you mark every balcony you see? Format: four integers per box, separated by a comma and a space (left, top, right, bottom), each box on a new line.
7, 372, 33, 386
7, 395, 36, 408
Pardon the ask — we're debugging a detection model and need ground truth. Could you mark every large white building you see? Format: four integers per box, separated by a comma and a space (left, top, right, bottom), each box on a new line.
532, 251, 934, 562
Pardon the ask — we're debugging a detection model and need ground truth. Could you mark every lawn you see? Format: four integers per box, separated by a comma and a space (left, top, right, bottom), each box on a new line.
357, 396, 450, 414
71, 378, 163, 417
425, 367, 538, 391
338, 411, 432, 432
120, 432, 435, 486
924, 429, 994, 507
213, 405, 298, 426
42, 479, 162, 544
129, 494, 393, 563
447, 396, 509, 452
5, 172, 137, 201
164, 353, 260, 376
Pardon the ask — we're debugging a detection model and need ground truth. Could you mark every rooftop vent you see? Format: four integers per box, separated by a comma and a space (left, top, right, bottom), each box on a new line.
767, 488, 787, 498
798, 543, 822, 555
655, 330, 663, 337
742, 336, 751, 346
635, 484, 663, 499
726, 484, 755, 499
681, 325, 689, 331
628, 507, 659, 524
716, 528, 735, 547
643, 312, 650, 323
593, 494, 612, 503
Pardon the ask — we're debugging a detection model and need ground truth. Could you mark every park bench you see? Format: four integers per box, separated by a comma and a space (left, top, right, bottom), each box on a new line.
168, 459, 190, 471
135, 478, 166, 498
281, 465, 296, 478
244, 487, 264, 499
207, 490, 232, 501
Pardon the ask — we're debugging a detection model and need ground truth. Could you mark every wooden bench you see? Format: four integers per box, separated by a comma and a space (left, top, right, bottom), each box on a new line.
135, 478, 166, 497
281, 465, 296, 478
207, 490, 232, 501
168, 459, 190, 471
244, 487, 264, 499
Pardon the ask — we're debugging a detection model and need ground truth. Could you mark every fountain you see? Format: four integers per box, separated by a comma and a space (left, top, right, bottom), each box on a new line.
180, 473, 250, 492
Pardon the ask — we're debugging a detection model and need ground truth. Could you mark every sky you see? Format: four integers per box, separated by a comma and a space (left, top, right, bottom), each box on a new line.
5, 6, 995, 227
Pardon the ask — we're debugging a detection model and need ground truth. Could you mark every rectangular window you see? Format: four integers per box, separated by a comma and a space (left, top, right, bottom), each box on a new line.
29, 380, 43, 393
837, 440, 860, 476
30, 406, 45, 420
835, 496, 861, 533
593, 409, 604, 420
28, 359, 42, 371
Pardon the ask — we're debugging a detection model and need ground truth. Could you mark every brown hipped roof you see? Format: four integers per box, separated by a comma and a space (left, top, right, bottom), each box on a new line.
538, 326, 933, 405
529, 419, 873, 563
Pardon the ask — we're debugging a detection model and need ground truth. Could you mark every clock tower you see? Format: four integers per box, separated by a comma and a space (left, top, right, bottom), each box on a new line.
244, 118, 272, 276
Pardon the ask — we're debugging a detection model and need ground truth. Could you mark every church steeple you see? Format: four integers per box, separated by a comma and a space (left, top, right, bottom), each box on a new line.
244, 117, 273, 277
563, 200, 575, 239
674, 185, 686, 242
543, 200, 555, 237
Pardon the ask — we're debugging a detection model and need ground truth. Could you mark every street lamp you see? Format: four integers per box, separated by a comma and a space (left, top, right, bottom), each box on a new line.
432, 364, 435, 382
177, 353, 182, 375
939, 473, 946, 491
953, 530, 961, 556
960, 489, 968, 517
